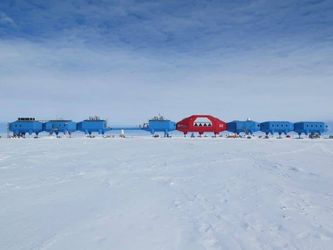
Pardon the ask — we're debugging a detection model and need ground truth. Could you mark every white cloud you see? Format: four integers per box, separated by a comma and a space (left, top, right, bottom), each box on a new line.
0, 37, 332, 124
0, 12, 16, 26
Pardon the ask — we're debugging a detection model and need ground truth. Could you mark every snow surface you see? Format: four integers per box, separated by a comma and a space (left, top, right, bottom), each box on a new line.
1, 137, 333, 250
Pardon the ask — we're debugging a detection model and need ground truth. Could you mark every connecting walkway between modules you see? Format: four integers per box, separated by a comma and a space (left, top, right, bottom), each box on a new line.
111, 126, 143, 131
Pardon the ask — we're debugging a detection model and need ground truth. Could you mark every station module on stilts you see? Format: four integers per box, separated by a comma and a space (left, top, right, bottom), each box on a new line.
8, 118, 43, 138
176, 115, 227, 137
142, 115, 176, 137
294, 122, 328, 138
43, 119, 77, 136
77, 116, 111, 136
227, 119, 260, 137
260, 121, 294, 138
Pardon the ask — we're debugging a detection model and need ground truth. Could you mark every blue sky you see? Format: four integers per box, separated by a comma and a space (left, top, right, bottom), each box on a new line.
0, 0, 332, 124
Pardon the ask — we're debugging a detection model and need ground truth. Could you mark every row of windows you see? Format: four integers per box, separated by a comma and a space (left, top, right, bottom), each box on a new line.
266, 124, 324, 129
271, 124, 290, 128
14, 125, 71, 128
305, 124, 323, 128
194, 123, 212, 127
51, 124, 67, 128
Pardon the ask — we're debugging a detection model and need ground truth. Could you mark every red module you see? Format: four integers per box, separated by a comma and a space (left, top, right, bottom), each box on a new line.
176, 115, 227, 136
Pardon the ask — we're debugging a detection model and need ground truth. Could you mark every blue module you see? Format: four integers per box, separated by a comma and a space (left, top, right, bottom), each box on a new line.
227, 120, 260, 135
142, 115, 176, 137
9, 118, 43, 137
260, 121, 294, 135
77, 116, 110, 135
294, 122, 328, 136
43, 120, 77, 135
